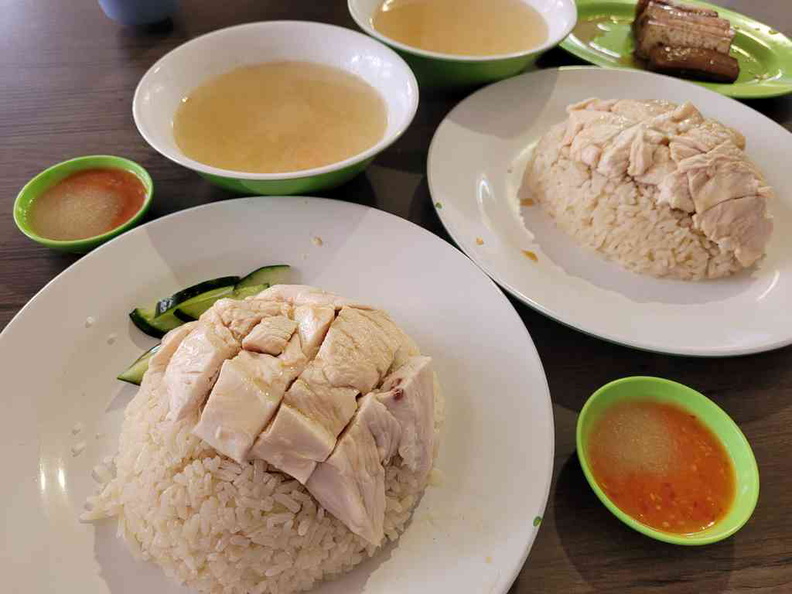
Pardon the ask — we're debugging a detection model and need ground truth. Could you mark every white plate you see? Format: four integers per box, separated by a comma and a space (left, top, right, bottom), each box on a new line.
0, 197, 553, 594
429, 67, 792, 356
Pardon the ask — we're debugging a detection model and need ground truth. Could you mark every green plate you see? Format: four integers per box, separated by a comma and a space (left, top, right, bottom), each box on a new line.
560, 0, 792, 98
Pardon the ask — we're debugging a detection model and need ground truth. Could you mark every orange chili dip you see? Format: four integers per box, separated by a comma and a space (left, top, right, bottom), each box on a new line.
29, 168, 146, 241
587, 400, 735, 534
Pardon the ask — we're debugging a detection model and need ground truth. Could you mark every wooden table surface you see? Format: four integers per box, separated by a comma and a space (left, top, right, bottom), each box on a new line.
1, 1, 790, 592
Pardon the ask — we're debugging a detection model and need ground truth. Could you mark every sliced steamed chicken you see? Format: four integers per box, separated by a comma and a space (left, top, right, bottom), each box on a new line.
242, 315, 298, 355
164, 300, 290, 422
250, 307, 403, 482
376, 356, 436, 480
164, 316, 239, 422
257, 285, 371, 310
142, 322, 197, 391
152, 285, 438, 544
293, 304, 335, 359
305, 393, 402, 545
192, 333, 307, 463
306, 356, 435, 544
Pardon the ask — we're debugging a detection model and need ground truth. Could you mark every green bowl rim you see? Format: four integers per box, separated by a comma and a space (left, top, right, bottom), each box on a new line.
13, 155, 154, 250
347, 0, 578, 63
576, 376, 760, 546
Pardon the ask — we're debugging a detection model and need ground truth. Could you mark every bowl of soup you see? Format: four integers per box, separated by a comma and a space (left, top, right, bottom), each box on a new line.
577, 377, 759, 545
348, 0, 577, 87
14, 155, 153, 253
133, 21, 419, 195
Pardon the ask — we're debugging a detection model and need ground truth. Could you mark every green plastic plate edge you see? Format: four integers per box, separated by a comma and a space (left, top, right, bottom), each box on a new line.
560, 0, 792, 98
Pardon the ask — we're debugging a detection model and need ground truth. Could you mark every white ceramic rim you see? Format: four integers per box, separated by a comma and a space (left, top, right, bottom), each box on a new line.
347, 0, 578, 63
427, 66, 792, 357
132, 21, 419, 181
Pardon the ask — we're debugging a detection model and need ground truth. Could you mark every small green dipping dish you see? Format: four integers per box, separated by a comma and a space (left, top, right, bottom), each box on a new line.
577, 376, 759, 545
14, 155, 153, 254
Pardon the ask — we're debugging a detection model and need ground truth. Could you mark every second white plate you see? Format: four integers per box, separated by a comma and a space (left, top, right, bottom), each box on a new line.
429, 67, 792, 356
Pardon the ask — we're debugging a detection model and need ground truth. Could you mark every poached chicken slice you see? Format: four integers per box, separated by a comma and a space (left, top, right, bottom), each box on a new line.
250, 307, 403, 482
212, 298, 291, 341
377, 356, 436, 480
293, 304, 335, 359
242, 315, 298, 355
164, 315, 239, 422
305, 393, 402, 545
143, 322, 197, 390
192, 334, 307, 463
257, 285, 371, 310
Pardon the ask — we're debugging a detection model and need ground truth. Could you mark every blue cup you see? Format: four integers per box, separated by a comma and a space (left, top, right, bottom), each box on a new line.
98, 0, 177, 26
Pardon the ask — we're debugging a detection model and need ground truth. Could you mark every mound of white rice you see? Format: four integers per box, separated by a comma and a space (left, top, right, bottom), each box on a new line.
82, 375, 443, 593
522, 98, 773, 280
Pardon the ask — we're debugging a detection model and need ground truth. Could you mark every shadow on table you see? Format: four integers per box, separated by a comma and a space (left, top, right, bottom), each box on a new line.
541, 455, 735, 593
322, 170, 378, 208
509, 296, 792, 426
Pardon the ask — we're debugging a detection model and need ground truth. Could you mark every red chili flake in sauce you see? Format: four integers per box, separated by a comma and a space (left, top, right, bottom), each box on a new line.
587, 400, 735, 534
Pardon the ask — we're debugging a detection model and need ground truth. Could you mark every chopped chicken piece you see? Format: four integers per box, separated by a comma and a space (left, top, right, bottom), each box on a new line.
608, 98, 679, 122
242, 315, 298, 355
377, 356, 436, 479
293, 304, 335, 359
164, 320, 239, 422
250, 404, 324, 483
306, 393, 402, 545
251, 307, 403, 481
192, 334, 307, 463
144, 322, 197, 384
694, 195, 773, 267
318, 308, 404, 394
390, 326, 422, 373
677, 142, 766, 213
250, 366, 359, 482
211, 298, 291, 341
257, 285, 371, 310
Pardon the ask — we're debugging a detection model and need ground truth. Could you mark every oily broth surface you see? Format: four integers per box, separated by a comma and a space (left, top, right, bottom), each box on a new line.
372, 0, 548, 56
173, 62, 388, 174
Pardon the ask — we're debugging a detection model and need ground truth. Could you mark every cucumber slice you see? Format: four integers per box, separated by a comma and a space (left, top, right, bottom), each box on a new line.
232, 283, 269, 300
129, 306, 183, 339
173, 285, 237, 321
173, 308, 198, 323
131, 265, 289, 338
174, 283, 270, 321
117, 344, 160, 385
155, 276, 240, 316
235, 265, 290, 290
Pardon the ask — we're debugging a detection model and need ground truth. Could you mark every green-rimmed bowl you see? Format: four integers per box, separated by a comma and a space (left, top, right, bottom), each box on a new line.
560, 0, 792, 99
133, 21, 418, 195
13, 155, 153, 254
577, 376, 759, 545
348, 0, 578, 88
